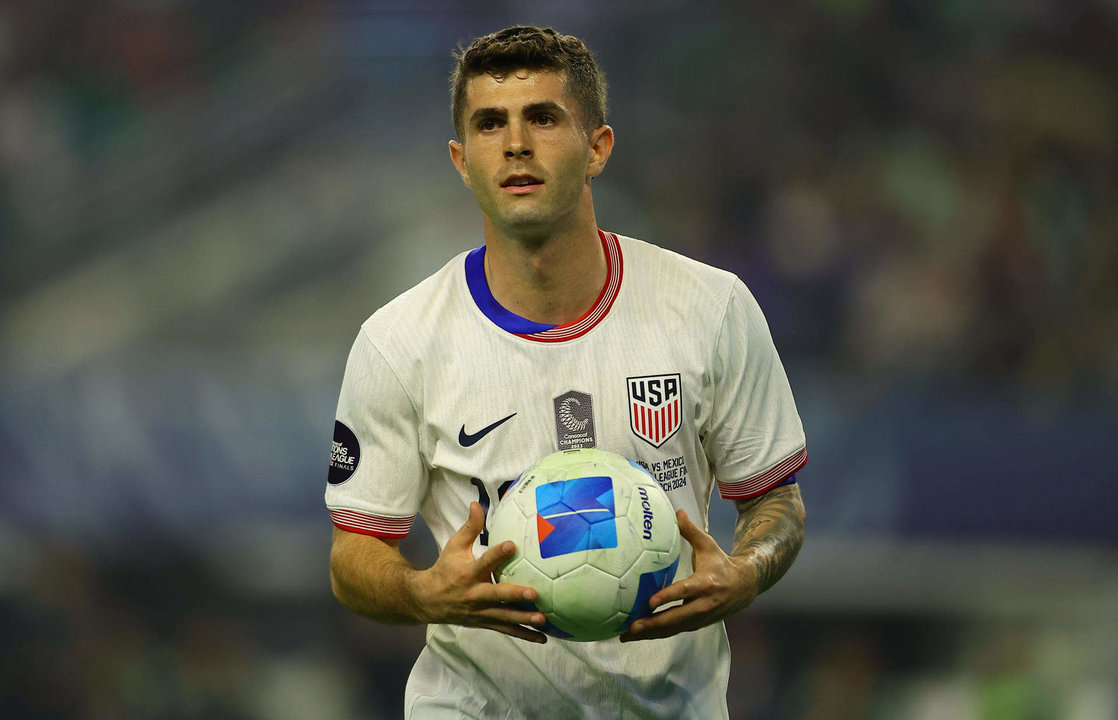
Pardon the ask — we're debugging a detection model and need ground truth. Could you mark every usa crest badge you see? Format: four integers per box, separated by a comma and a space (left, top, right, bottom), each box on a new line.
627, 374, 682, 447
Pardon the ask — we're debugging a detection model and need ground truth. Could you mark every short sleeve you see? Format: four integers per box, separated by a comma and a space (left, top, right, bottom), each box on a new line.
702, 280, 807, 499
324, 329, 427, 537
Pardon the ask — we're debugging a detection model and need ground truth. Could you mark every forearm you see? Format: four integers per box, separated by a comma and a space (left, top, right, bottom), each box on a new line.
329, 527, 428, 625
329, 505, 547, 642
731, 483, 805, 595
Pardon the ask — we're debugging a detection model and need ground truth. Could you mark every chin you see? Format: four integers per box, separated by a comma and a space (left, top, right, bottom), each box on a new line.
487, 197, 579, 243
499, 209, 558, 236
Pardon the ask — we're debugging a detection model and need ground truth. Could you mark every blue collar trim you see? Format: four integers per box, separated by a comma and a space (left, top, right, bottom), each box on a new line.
465, 246, 558, 335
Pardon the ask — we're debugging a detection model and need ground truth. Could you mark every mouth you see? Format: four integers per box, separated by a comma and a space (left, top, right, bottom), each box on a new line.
501, 174, 544, 194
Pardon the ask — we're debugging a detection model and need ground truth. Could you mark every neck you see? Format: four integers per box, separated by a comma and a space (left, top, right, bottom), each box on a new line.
482, 212, 606, 326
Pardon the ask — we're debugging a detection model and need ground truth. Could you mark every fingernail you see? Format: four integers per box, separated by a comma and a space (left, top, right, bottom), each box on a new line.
533, 614, 545, 625
522, 589, 535, 600
630, 622, 644, 633
502, 541, 513, 553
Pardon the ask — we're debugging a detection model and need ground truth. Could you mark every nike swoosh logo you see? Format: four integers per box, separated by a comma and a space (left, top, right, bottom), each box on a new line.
458, 413, 517, 447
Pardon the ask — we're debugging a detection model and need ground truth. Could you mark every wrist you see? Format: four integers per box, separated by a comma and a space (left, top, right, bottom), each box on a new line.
728, 550, 763, 603
401, 566, 436, 624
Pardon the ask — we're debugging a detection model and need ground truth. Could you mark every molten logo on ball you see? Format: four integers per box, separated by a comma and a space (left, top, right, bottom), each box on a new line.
637, 485, 654, 540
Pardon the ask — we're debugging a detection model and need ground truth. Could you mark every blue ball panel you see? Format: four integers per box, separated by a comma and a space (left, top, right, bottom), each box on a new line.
616, 555, 680, 632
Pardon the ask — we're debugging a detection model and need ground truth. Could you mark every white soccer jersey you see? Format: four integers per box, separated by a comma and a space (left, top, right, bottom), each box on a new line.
326, 231, 807, 720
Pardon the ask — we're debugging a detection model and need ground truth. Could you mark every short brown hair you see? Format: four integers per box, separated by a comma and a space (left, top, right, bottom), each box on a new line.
450, 26, 608, 139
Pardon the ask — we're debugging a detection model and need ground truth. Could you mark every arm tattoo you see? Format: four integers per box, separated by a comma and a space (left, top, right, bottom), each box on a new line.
732, 484, 805, 594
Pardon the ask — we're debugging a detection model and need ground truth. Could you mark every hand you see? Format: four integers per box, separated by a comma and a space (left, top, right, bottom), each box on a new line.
412, 502, 548, 643
620, 509, 758, 642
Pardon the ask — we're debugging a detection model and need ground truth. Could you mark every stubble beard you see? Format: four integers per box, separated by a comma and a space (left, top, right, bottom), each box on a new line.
481, 180, 588, 251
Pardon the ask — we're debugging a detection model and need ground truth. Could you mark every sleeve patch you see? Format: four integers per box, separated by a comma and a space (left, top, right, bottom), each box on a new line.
328, 420, 361, 485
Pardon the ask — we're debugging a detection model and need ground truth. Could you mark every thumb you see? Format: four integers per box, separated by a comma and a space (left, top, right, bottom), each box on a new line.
676, 509, 714, 549
448, 501, 485, 549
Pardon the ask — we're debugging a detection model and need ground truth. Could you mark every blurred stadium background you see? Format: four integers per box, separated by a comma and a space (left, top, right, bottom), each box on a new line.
1, 1, 1115, 718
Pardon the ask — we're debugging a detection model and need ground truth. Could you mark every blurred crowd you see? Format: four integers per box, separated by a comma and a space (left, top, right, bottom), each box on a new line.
2, 1, 1115, 389
601, 2, 1117, 392
1, 1, 1115, 718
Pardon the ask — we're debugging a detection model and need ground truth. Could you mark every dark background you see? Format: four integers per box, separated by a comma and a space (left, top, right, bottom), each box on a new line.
2, 1, 1115, 718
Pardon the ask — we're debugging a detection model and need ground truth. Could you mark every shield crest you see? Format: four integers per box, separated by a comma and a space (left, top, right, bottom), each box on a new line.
627, 374, 682, 447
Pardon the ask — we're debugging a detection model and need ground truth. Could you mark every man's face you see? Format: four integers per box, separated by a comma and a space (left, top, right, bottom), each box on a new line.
449, 69, 611, 239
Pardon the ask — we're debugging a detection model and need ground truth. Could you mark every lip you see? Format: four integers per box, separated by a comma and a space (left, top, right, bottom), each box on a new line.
501, 174, 543, 194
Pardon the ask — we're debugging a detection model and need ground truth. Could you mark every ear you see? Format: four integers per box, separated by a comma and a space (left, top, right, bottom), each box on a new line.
449, 139, 472, 188
586, 125, 614, 180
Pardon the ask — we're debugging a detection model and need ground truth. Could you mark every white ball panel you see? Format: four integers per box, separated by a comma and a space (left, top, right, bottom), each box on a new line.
550, 564, 626, 641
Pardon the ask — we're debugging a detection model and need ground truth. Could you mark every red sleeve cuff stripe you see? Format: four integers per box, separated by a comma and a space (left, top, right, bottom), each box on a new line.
329, 509, 414, 539
717, 447, 808, 499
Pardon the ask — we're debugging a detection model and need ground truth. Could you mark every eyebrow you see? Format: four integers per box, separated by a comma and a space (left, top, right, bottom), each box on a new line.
522, 101, 566, 117
468, 101, 568, 126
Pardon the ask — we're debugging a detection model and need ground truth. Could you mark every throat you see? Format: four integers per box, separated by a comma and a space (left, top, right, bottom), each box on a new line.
485, 232, 608, 326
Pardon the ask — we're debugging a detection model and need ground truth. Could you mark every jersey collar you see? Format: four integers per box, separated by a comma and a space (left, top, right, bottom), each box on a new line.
465, 229, 623, 343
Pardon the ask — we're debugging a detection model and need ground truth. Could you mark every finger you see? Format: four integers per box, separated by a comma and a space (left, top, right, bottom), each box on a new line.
620, 618, 696, 642
468, 580, 539, 605
475, 537, 519, 577
632, 599, 701, 632
477, 620, 549, 644
619, 603, 702, 642
474, 604, 548, 628
676, 509, 716, 550
494, 581, 539, 604
648, 572, 714, 611
447, 502, 486, 550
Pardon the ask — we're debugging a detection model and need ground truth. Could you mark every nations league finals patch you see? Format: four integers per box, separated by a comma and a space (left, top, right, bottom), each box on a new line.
329, 420, 360, 484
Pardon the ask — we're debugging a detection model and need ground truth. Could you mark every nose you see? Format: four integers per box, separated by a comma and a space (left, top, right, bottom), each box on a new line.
504, 121, 532, 159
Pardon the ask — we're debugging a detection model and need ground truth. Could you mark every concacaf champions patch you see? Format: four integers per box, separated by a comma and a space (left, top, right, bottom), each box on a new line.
328, 420, 360, 484
627, 374, 682, 447
553, 390, 596, 450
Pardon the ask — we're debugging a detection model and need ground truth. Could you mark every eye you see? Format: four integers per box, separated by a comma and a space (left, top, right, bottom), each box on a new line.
534, 113, 556, 126
478, 118, 498, 131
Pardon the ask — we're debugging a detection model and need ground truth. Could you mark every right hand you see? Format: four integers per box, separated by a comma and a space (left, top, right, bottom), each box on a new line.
411, 502, 548, 643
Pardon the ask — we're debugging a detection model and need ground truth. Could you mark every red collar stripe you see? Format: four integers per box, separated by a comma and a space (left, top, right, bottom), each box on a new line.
517, 230, 623, 343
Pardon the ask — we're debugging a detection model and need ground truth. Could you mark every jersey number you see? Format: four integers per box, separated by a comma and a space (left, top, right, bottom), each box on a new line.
470, 478, 515, 546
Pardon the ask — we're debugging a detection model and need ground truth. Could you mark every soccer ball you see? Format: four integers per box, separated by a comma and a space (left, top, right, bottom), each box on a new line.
489, 448, 681, 642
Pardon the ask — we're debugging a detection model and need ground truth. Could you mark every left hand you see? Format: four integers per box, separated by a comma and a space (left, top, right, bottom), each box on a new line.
619, 509, 758, 642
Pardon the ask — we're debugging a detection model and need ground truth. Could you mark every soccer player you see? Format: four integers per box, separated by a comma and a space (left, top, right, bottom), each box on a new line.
326, 25, 807, 719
